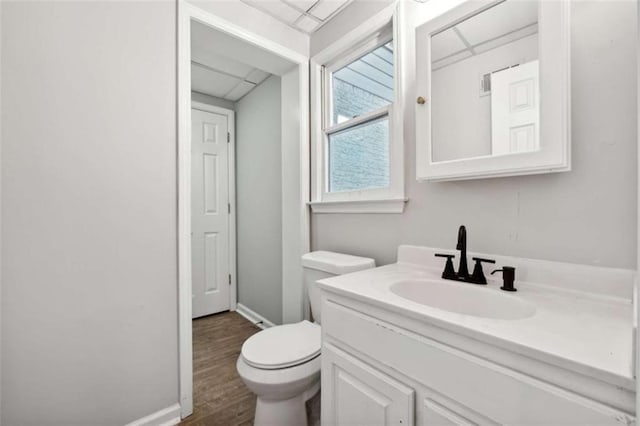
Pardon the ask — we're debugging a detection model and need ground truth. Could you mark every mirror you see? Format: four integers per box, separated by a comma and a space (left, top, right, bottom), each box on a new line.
431, 1, 539, 162
415, 0, 570, 181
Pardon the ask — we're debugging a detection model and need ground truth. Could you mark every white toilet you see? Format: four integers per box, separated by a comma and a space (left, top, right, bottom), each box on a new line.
236, 251, 375, 426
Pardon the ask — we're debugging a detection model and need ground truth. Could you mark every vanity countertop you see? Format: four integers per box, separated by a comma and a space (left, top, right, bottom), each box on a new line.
317, 252, 635, 391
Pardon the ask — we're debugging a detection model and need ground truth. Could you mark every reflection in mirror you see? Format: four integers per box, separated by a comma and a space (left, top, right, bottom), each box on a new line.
430, 0, 539, 163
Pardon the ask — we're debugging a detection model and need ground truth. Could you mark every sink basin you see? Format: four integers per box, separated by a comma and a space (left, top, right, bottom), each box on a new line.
389, 279, 536, 320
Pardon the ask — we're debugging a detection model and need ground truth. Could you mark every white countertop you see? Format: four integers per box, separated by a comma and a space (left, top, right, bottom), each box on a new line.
318, 261, 635, 390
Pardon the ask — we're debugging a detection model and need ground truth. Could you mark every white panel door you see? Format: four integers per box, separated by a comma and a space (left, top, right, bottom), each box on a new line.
322, 343, 414, 426
191, 108, 230, 318
491, 60, 540, 155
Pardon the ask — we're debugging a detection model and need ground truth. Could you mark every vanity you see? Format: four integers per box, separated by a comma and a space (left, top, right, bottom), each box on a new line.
317, 245, 635, 425
314, 0, 635, 423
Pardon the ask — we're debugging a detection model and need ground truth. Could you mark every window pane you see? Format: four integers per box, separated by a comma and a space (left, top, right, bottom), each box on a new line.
332, 42, 394, 125
328, 116, 389, 192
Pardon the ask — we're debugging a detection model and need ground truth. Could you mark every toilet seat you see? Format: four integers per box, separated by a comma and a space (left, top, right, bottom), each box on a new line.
241, 320, 321, 370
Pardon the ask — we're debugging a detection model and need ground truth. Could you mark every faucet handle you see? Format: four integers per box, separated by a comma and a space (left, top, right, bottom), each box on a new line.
472, 257, 496, 263
469, 257, 495, 285
434, 253, 455, 258
434, 253, 456, 280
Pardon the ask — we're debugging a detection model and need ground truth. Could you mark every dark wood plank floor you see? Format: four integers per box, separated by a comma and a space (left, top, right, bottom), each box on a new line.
181, 311, 261, 426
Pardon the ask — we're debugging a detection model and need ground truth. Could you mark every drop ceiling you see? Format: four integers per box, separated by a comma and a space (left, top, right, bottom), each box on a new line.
431, 0, 538, 70
240, 0, 353, 34
191, 20, 296, 102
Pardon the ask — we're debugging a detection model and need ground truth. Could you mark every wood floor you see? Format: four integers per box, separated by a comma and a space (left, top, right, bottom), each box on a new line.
181, 311, 261, 426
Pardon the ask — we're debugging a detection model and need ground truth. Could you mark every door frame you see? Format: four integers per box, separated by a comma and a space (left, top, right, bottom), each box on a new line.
190, 101, 237, 316
178, 1, 311, 418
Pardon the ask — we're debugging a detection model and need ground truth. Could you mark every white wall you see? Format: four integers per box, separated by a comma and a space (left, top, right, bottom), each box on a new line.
236, 75, 284, 325
0, 0, 3, 415
1, 2, 178, 424
311, 0, 638, 270
192, 91, 236, 111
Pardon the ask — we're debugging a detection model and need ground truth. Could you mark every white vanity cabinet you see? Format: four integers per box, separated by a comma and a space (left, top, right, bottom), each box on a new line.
322, 344, 415, 426
320, 293, 635, 426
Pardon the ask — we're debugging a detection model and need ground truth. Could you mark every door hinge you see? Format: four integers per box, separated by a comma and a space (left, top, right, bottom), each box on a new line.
228, 274, 232, 285
228, 203, 231, 214
227, 132, 230, 143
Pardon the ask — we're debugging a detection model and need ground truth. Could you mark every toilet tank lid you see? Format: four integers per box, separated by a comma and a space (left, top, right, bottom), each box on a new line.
301, 251, 375, 275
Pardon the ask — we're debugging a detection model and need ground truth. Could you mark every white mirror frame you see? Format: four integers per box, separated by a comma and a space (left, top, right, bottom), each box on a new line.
415, 0, 571, 182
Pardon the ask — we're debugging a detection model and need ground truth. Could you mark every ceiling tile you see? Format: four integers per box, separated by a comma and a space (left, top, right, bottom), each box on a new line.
244, 0, 302, 23
455, 0, 538, 46
286, 0, 319, 12
190, 53, 253, 80
245, 69, 270, 85
191, 22, 255, 77
294, 15, 319, 33
309, 0, 347, 21
191, 64, 242, 98
226, 81, 257, 101
432, 50, 473, 71
431, 27, 468, 63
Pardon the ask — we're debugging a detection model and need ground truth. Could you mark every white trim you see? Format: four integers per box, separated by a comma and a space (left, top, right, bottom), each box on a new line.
298, 61, 312, 321
124, 404, 181, 426
311, 3, 398, 65
186, 2, 307, 65
415, 0, 571, 181
178, 1, 310, 419
177, 3, 193, 418
190, 101, 238, 312
236, 303, 276, 329
310, 3, 406, 211
309, 198, 407, 214
636, 0, 640, 414
324, 26, 393, 73
325, 105, 390, 135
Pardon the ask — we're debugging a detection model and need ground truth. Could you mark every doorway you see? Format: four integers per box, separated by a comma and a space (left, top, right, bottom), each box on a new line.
190, 103, 235, 318
178, 2, 311, 419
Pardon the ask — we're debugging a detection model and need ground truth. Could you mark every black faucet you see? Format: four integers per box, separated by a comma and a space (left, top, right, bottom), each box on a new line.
456, 226, 470, 280
435, 225, 495, 285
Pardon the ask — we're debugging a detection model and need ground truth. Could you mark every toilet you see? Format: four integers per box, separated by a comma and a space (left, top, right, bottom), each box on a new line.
236, 251, 375, 426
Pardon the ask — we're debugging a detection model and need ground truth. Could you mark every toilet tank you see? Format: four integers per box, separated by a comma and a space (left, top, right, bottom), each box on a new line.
301, 251, 375, 325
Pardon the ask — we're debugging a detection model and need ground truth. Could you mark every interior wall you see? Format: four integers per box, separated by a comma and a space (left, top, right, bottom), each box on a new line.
311, 0, 638, 270
0, 0, 3, 414
1, 2, 178, 424
192, 91, 236, 111
236, 75, 283, 325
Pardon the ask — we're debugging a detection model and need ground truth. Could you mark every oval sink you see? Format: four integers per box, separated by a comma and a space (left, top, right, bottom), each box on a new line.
389, 280, 536, 320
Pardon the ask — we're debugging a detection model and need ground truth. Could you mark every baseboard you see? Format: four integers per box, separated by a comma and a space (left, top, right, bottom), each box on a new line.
125, 403, 181, 426
236, 303, 276, 329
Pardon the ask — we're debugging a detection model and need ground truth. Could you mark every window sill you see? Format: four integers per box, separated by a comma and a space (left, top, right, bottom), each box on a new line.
309, 198, 407, 214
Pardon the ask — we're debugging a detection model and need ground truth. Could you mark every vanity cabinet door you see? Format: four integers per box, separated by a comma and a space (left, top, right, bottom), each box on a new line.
422, 398, 474, 426
322, 343, 415, 426
420, 395, 499, 426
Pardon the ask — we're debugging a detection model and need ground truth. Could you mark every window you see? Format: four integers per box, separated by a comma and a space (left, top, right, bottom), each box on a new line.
328, 42, 393, 193
310, 9, 405, 213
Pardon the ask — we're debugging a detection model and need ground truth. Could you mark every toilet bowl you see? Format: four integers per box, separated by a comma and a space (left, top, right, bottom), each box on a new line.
237, 321, 321, 426
236, 251, 375, 426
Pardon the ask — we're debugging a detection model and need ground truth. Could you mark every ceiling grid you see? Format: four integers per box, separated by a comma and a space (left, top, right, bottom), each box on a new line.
239, 0, 353, 34
191, 0, 353, 101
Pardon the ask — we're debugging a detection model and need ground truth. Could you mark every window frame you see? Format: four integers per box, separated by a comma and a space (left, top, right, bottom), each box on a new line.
309, 3, 406, 214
